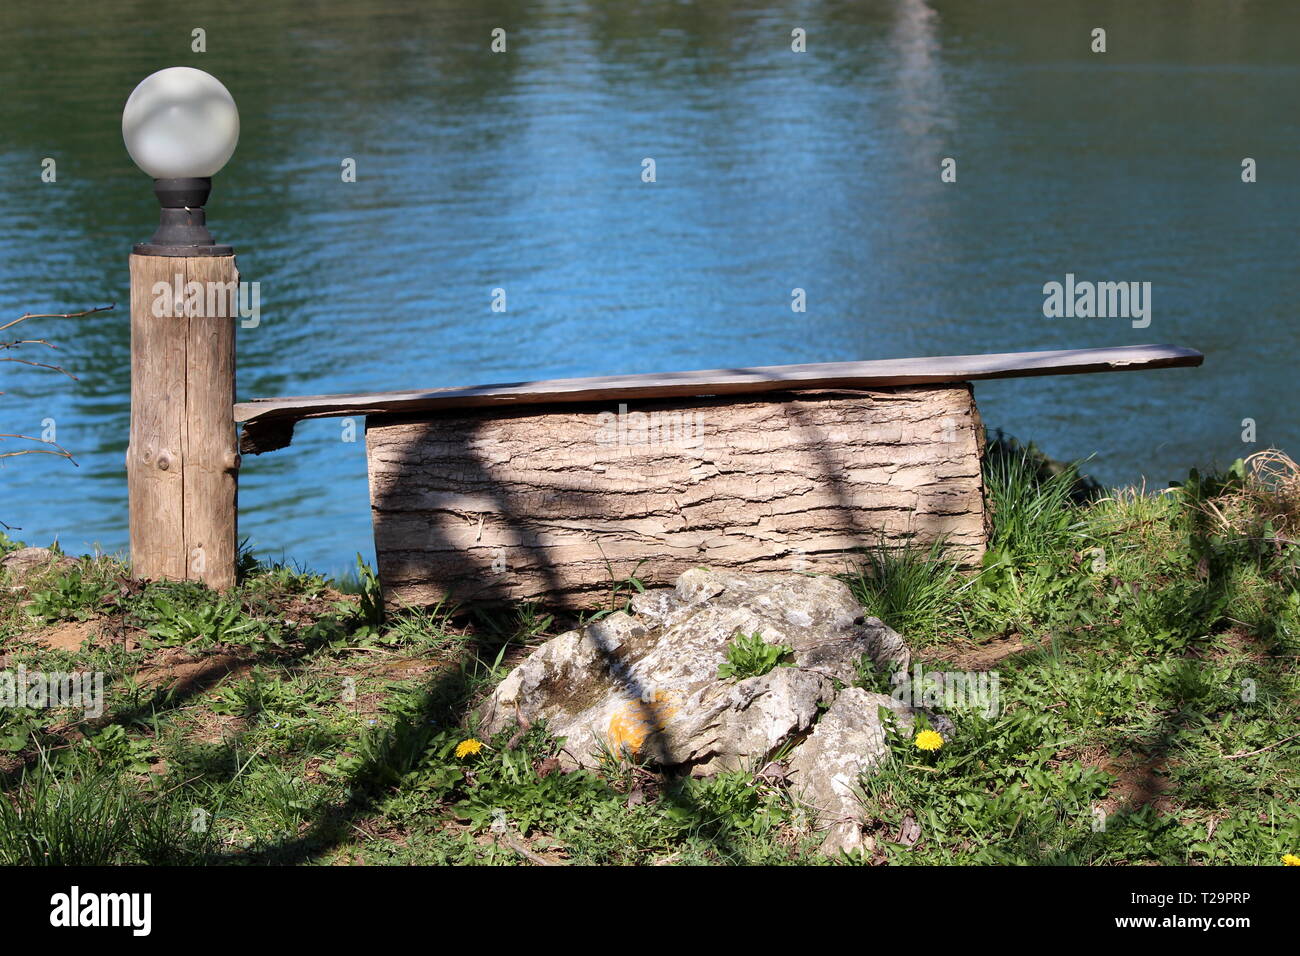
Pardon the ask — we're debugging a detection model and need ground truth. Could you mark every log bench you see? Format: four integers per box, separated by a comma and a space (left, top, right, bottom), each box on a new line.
234, 345, 1202, 610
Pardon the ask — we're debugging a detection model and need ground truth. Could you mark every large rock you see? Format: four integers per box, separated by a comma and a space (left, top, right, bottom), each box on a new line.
479, 569, 912, 773
479, 567, 948, 835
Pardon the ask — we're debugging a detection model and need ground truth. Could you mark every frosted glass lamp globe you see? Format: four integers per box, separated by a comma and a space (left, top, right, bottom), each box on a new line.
122, 67, 239, 180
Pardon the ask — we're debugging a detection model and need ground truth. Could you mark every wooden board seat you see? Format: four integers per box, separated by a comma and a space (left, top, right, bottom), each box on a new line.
235, 344, 1203, 455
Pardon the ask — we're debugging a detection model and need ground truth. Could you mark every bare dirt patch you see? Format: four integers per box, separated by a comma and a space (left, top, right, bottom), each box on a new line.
928, 633, 1030, 671
1087, 751, 1175, 817
21, 619, 96, 652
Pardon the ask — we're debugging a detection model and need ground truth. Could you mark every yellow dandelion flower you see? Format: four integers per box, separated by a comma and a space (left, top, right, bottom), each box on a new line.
914, 729, 944, 752
455, 738, 484, 759
1283, 854, 1300, 866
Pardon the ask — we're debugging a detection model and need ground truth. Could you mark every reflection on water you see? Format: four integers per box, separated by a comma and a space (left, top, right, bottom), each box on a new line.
0, 0, 1296, 576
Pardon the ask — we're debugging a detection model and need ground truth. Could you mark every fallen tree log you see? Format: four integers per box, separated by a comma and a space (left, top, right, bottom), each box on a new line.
367, 385, 986, 609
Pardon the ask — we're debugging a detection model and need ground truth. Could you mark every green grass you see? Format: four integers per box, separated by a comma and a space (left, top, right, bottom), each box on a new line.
846, 535, 963, 641
839, 441, 1300, 865
1, 434, 1297, 865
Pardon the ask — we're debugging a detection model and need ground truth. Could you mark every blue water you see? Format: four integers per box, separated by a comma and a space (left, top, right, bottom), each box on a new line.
1, 0, 1297, 577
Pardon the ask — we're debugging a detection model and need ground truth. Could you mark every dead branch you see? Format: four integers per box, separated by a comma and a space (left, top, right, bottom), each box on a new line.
0, 356, 78, 380
0, 429, 78, 465
0, 307, 103, 475
0, 303, 114, 333
0, 449, 76, 462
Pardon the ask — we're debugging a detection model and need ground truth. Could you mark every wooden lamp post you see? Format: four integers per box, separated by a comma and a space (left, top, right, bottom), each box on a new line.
122, 67, 241, 589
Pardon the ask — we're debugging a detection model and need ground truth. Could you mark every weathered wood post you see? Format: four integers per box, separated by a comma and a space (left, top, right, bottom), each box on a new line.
122, 67, 242, 589
127, 251, 239, 588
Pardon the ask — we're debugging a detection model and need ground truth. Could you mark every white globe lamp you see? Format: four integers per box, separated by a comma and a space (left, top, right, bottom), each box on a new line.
122, 67, 240, 255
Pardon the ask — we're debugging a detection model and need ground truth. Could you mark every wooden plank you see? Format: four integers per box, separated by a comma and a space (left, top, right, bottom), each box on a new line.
368, 385, 986, 609
238, 344, 1203, 454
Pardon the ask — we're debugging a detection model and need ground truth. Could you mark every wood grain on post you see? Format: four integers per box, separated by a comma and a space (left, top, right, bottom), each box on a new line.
128, 253, 238, 589
366, 385, 985, 610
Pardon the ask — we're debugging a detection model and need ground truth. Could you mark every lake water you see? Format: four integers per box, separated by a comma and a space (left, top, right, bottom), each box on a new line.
1, 0, 1297, 578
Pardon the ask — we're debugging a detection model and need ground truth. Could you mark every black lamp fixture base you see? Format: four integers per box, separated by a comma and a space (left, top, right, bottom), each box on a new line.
133, 177, 234, 257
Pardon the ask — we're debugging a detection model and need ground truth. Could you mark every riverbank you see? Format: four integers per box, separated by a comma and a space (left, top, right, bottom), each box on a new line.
0, 440, 1297, 865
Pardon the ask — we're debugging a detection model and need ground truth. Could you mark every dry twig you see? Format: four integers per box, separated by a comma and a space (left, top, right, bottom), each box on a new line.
1223, 731, 1300, 761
